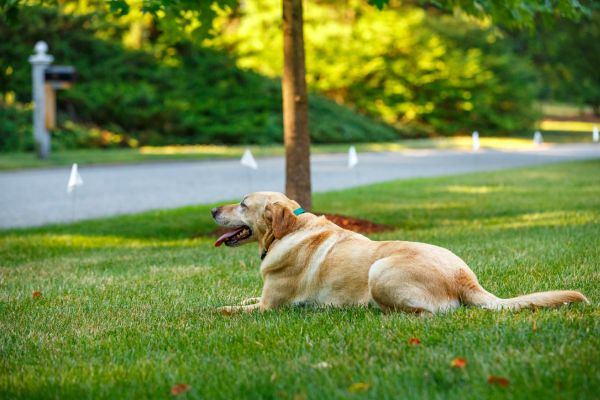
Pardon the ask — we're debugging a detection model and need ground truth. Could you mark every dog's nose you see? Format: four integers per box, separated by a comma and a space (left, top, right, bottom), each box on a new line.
211, 207, 219, 218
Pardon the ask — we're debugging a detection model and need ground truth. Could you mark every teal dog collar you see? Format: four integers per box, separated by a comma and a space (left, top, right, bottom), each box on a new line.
293, 207, 305, 216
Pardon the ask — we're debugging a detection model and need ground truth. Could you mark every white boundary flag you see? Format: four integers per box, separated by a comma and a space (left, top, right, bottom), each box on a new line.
67, 163, 83, 193
240, 148, 258, 170
472, 131, 480, 151
348, 146, 358, 168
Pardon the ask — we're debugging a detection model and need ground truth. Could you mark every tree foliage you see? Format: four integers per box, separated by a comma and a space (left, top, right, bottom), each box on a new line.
107, 0, 237, 42
214, 0, 540, 135
369, 0, 588, 27
4, 0, 588, 39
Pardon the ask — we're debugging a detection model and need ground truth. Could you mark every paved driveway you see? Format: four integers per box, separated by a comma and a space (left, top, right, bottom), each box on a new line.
1, 144, 598, 228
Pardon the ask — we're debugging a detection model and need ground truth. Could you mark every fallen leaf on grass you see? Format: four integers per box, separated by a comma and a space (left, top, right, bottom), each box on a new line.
219, 307, 233, 316
487, 375, 510, 387
348, 382, 370, 393
171, 383, 190, 396
450, 357, 467, 368
408, 337, 421, 345
32, 291, 42, 299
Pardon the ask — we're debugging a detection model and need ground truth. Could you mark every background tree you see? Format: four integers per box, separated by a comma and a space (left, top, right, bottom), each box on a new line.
282, 0, 311, 208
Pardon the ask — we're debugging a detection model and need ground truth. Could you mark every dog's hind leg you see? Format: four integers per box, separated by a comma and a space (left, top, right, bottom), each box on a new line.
368, 257, 460, 314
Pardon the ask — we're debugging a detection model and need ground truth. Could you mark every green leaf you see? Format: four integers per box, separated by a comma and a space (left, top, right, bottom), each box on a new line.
367, 0, 389, 10
107, 0, 130, 16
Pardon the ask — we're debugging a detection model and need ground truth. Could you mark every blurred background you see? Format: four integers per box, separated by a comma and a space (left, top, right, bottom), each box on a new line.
1, 0, 599, 155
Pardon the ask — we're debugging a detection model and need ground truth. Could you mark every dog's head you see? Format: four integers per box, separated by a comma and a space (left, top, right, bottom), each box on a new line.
212, 192, 303, 251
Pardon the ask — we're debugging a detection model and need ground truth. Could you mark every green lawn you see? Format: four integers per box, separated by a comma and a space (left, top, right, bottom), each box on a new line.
1, 160, 599, 399
1, 134, 596, 171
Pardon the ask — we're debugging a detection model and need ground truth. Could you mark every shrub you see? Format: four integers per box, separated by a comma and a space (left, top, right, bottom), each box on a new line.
0, 98, 33, 152
0, 7, 398, 152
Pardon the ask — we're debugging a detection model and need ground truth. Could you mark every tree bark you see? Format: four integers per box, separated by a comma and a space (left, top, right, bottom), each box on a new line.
282, 0, 312, 210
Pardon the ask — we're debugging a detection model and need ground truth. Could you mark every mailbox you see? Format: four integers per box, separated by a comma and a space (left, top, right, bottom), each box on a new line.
44, 66, 77, 89
43, 66, 76, 129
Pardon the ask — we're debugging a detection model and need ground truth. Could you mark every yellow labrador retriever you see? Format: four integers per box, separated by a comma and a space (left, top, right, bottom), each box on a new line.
212, 192, 588, 314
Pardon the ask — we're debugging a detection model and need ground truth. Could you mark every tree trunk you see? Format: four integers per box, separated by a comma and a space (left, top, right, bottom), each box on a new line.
282, 0, 312, 210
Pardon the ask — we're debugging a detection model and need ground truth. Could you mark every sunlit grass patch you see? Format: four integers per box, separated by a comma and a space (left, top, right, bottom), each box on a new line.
540, 120, 598, 132
435, 210, 599, 230
429, 136, 535, 149
140, 144, 246, 155
444, 185, 516, 194
139, 144, 277, 157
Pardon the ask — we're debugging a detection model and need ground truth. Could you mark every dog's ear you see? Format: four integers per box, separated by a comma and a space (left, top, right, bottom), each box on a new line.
268, 202, 298, 240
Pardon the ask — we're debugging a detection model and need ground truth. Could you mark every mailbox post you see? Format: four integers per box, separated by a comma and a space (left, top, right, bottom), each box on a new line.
29, 41, 53, 159
44, 66, 77, 130
29, 42, 77, 159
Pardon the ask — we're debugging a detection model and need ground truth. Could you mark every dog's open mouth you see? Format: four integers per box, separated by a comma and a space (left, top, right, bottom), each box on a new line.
214, 226, 253, 247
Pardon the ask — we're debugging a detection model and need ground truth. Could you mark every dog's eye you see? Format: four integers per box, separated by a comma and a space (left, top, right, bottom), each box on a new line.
240, 202, 248, 209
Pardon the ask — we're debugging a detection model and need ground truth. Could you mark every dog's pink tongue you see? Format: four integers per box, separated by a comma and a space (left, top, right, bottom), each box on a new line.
214, 228, 244, 247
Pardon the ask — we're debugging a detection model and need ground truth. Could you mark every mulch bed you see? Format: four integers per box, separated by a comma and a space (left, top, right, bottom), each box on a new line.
318, 213, 391, 233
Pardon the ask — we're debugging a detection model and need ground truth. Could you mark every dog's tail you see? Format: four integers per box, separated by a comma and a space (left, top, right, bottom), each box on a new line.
456, 269, 589, 310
